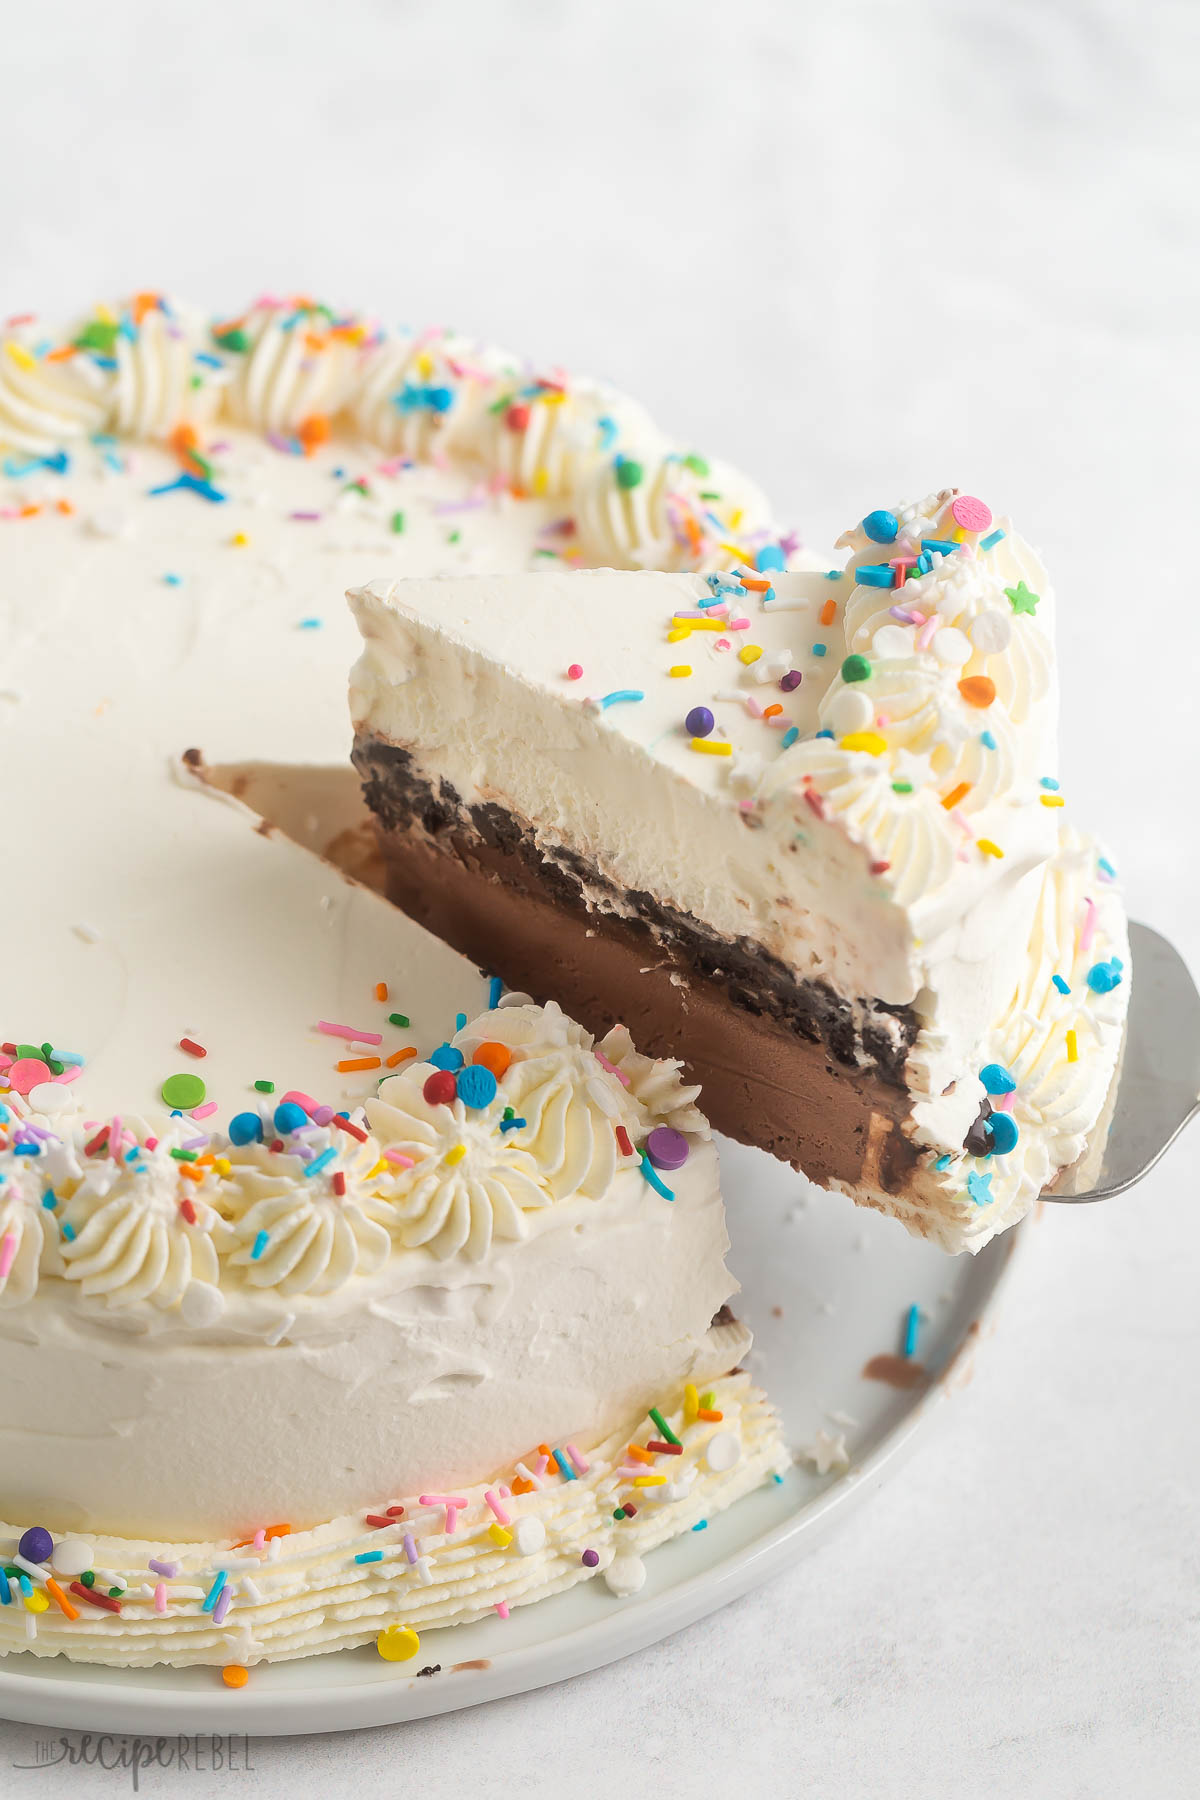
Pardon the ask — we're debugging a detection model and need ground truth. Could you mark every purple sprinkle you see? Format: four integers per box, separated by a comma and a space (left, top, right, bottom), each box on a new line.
646, 1126, 690, 1172
212, 1585, 232, 1625
148, 1558, 179, 1578
889, 606, 916, 623
311, 1105, 335, 1127
403, 1533, 418, 1565
779, 670, 803, 692
181, 1134, 209, 1151
581, 1549, 600, 1568
290, 510, 321, 521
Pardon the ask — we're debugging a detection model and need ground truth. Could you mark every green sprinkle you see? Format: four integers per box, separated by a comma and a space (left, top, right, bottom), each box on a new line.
648, 1406, 681, 1447
254, 1079, 275, 1093
390, 511, 406, 534
161, 1072, 206, 1110
841, 654, 872, 683
683, 454, 710, 477
169, 1148, 198, 1163
447, 530, 461, 544
81, 1570, 95, 1588
108, 1587, 123, 1599
892, 780, 913, 794
75, 320, 120, 354
388, 1013, 409, 1029
213, 327, 250, 353
615, 458, 643, 490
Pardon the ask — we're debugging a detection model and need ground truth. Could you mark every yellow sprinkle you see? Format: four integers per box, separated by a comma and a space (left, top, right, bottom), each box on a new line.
231, 532, 249, 547
540, 390, 566, 407
377, 1624, 420, 1662
691, 737, 733, 756
214, 1156, 231, 1177
445, 1143, 467, 1165
672, 617, 726, 632
5, 341, 35, 370
840, 730, 887, 756
1066, 1029, 1078, 1063
951, 525, 966, 543
633, 1475, 667, 1487
669, 664, 692, 678
23, 1590, 49, 1614
488, 1523, 512, 1547
416, 351, 434, 379
96, 304, 116, 323
729, 510, 744, 529
738, 644, 763, 665
720, 543, 751, 563
700, 1391, 715, 1409
977, 839, 1004, 859
683, 1383, 699, 1423
667, 627, 692, 643
367, 1158, 387, 1178
1040, 794, 1066, 807
532, 467, 549, 497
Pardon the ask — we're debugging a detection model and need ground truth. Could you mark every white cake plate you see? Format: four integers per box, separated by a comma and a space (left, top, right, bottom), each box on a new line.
0, 1137, 1022, 1735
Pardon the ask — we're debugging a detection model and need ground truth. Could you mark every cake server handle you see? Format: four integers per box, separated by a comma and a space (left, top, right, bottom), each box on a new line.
1041, 920, 1200, 1203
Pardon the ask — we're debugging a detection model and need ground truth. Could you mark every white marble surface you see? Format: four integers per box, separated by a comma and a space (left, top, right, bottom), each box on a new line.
2, 0, 1198, 1792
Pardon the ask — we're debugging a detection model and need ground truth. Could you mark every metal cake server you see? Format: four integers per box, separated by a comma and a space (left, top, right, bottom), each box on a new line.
1043, 921, 1200, 1202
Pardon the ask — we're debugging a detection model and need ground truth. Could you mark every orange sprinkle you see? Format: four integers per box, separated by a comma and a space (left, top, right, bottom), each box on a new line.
385, 1046, 418, 1069
819, 598, 837, 626
298, 413, 332, 452
337, 1056, 381, 1072
56, 498, 73, 515
511, 1476, 535, 1495
374, 981, 389, 1002
170, 422, 198, 456
763, 703, 783, 719
739, 575, 772, 592
941, 781, 971, 811
46, 1577, 79, 1621
19, 504, 40, 518
222, 1665, 250, 1689
626, 1444, 654, 1464
957, 676, 996, 708
132, 291, 159, 325
44, 344, 77, 363
697, 1408, 724, 1423
178, 1163, 204, 1183
472, 1041, 513, 1079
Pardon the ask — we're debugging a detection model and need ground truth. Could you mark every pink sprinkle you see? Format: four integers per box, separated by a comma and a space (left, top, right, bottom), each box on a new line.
737, 799, 755, 813
594, 1050, 630, 1086
915, 614, 940, 653
1079, 897, 1098, 955
290, 510, 322, 521
994, 1091, 1014, 1113
533, 1454, 549, 1477
950, 809, 974, 837
484, 1489, 511, 1526
154, 1582, 168, 1615
383, 1147, 415, 1168
495, 1602, 510, 1619
567, 663, 583, 680
110, 1116, 122, 1161
53, 1064, 82, 1086
746, 696, 764, 718
728, 616, 751, 630
0, 1233, 16, 1280
566, 1443, 590, 1476
715, 639, 731, 652
190, 1101, 218, 1120
420, 1494, 468, 1535
252, 1529, 266, 1553
907, 609, 927, 626
317, 1021, 383, 1046
145, 1136, 159, 1152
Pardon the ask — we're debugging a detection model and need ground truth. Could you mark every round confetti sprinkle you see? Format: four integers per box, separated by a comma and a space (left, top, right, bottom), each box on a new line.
581, 1548, 600, 1569
28, 1082, 73, 1115
377, 1624, 421, 1662
513, 1515, 546, 1556
615, 458, 643, 490
756, 545, 786, 572
179, 1280, 225, 1326
51, 1538, 93, 1578
567, 663, 583, 681
958, 676, 997, 708
228, 1111, 264, 1146
23, 1591, 49, 1614
472, 1041, 513, 1079
841, 654, 872, 684
272, 1101, 307, 1134
827, 688, 874, 736
704, 1431, 740, 1473
862, 509, 899, 544
685, 706, 715, 738
950, 495, 992, 534
18, 1525, 53, 1564
980, 1063, 1016, 1096
429, 1044, 465, 1072
222, 1665, 249, 1689
932, 627, 972, 667
988, 1113, 1019, 1155
6, 1058, 51, 1095
161, 1072, 206, 1111
646, 1126, 690, 1172
456, 1064, 498, 1110
506, 403, 531, 432
423, 1070, 459, 1107
969, 610, 1011, 654
1087, 960, 1123, 994
870, 624, 913, 661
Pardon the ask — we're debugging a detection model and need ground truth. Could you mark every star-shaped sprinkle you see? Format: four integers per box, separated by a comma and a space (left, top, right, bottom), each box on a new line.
1005, 581, 1039, 616
802, 1429, 851, 1475
967, 1170, 993, 1207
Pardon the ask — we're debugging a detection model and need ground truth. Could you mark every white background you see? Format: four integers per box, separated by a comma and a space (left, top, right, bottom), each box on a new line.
2, 0, 1198, 1793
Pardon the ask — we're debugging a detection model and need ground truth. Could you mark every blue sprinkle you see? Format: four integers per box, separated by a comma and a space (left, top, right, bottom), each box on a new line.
12, 1144, 39, 1157
0, 1104, 8, 1122
988, 1112, 1019, 1155
756, 545, 786, 572
250, 1230, 270, 1261
979, 529, 1006, 551
41, 1189, 57, 1210
487, 977, 503, 1010
17, 1575, 32, 1596
815, 728, 835, 739
1086, 959, 1123, 994
1040, 776, 1060, 791
934, 1154, 952, 1172
855, 564, 896, 588
163, 573, 182, 586
298, 617, 322, 630
1052, 974, 1071, 995
692, 1519, 709, 1532
355, 1550, 384, 1564
639, 1152, 674, 1201
429, 1044, 465, 1072
761, 586, 776, 603
903, 1303, 921, 1358
456, 1064, 498, 1110
304, 1147, 337, 1179
920, 538, 958, 555
781, 727, 800, 749
980, 731, 997, 750
552, 1450, 577, 1482
201, 1570, 227, 1613
915, 551, 932, 575
91, 354, 117, 370
967, 1170, 993, 1207
60, 1221, 75, 1242
148, 472, 227, 504
0, 1576, 8, 1604
273, 1101, 307, 1134
772, 1472, 784, 1485
811, 643, 827, 658
1098, 856, 1117, 879
193, 351, 224, 369
597, 689, 644, 709
228, 1112, 263, 1147
455, 1013, 468, 1031
596, 415, 617, 450
825, 569, 841, 580
498, 1116, 526, 1134
862, 509, 899, 545
980, 1063, 1016, 1096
